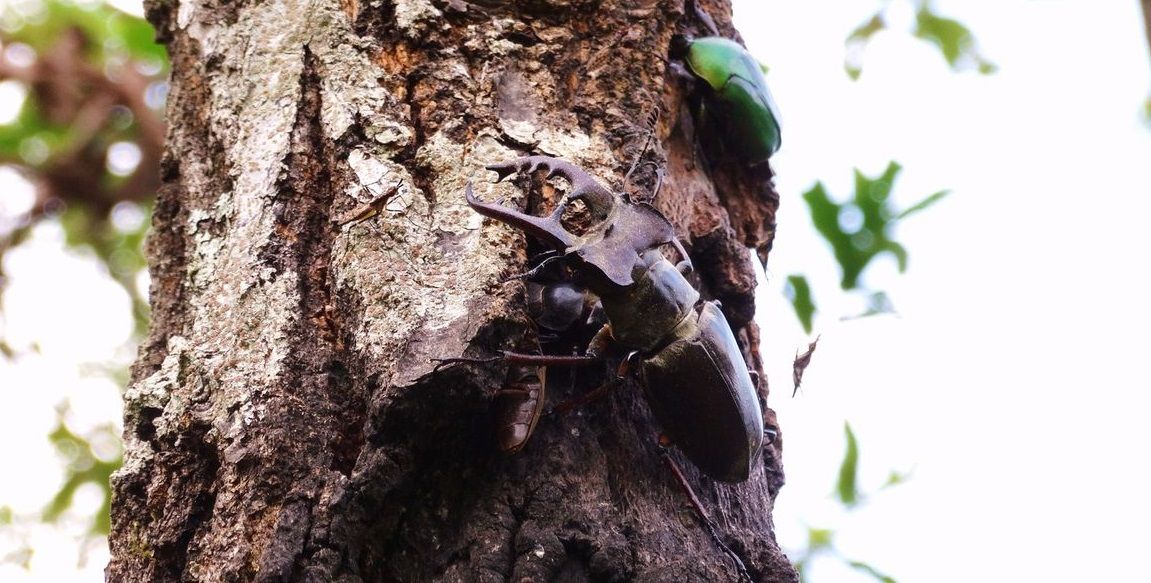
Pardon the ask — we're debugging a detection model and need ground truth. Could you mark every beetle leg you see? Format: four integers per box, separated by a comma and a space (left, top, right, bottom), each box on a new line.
430, 351, 599, 374
658, 443, 754, 583
686, 0, 721, 37
669, 237, 694, 275
498, 352, 601, 366
430, 354, 502, 373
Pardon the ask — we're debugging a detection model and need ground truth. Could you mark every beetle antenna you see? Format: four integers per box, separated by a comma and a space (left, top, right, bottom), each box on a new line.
500, 254, 567, 284
622, 109, 661, 194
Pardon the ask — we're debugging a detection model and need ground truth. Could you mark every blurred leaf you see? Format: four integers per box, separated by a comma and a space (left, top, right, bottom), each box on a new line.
0, 113, 73, 165
3, 0, 166, 67
807, 527, 834, 551
801, 182, 854, 285
882, 468, 913, 489
1, 545, 33, 569
844, 12, 886, 80
848, 559, 898, 583
836, 422, 860, 507
914, 5, 996, 74
55, 202, 152, 337
109, 8, 168, 64
42, 405, 121, 536
913, 8, 967, 64
785, 274, 816, 333
844, 2, 994, 79
897, 189, 950, 220
0, 506, 12, 525
2, 5, 160, 552
803, 162, 945, 295
803, 162, 903, 289
847, 13, 886, 44
856, 290, 895, 319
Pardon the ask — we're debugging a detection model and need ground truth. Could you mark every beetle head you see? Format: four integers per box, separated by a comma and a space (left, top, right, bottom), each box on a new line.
466, 156, 685, 292
669, 34, 693, 60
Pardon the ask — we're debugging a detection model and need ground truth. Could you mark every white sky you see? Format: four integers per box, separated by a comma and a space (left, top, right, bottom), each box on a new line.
736, 0, 1151, 581
3, 0, 1151, 581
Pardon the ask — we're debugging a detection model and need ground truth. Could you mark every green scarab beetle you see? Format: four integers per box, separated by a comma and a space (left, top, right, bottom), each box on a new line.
677, 36, 782, 165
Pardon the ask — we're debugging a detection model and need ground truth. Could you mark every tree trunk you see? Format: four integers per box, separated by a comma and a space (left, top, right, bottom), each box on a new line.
108, 0, 795, 581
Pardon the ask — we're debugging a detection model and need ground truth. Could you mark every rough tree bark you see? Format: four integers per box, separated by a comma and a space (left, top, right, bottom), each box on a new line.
108, 0, 796, 581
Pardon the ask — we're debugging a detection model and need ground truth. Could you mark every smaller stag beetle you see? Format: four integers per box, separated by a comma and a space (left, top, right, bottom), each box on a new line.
491, 269, 604, 454
465, 156, 766, 482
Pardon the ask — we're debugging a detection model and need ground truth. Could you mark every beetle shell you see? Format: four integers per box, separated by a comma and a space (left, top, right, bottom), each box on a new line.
494, 364, 546, 454
685, 36, 782, 164
639, 301, 764, 482
526, 281, 590, 332
599, 251, 700, 353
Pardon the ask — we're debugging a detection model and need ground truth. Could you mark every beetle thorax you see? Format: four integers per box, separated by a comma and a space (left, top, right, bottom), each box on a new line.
598, 255, 699, 353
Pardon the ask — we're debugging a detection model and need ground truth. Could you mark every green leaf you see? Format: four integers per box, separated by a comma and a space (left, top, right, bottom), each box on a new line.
882, 468, 913, 489
836, 422, 860, 507
42, 405, 121, 536
110, 9, 168, 64
897, 189, 950, 220
807, 527, 835, 551
844, 13, 886, 80
914, 5, 995, 74
847, 13, 886, 44
843, 290, 895, 321
913, 8, 968, 64
803, 162, 909, 290
883, 240, 909, 273
802, 181, 860, 289
847, 559, 898, 583
785, 274, 816, 333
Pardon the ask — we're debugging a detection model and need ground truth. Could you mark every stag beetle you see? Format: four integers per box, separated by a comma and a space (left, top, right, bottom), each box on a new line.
465, 156, 765, 482
491, 274, 603, 454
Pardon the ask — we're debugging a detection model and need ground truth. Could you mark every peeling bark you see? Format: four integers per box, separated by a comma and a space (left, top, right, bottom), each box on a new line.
109, 0, 796, 581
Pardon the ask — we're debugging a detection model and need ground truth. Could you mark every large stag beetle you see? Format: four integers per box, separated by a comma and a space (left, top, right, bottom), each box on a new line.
465, 156, 766, 482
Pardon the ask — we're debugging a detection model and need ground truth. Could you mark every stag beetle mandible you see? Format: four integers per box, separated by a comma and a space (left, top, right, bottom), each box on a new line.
465, 156, 765, 482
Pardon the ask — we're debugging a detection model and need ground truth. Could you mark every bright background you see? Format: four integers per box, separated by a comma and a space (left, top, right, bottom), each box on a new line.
737, 1, 1151, 581
2, 0, 1150, 580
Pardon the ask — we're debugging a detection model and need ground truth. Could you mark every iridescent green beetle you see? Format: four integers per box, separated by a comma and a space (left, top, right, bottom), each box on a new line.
675, 36, 782, 165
